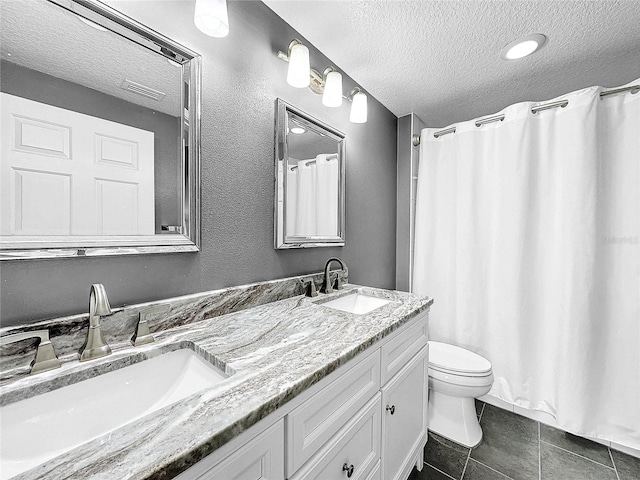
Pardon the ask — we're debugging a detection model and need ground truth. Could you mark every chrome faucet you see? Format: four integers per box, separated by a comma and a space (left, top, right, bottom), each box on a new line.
79, 283, 112, 362
0, 330, 61, 374
321, 257, 348, 294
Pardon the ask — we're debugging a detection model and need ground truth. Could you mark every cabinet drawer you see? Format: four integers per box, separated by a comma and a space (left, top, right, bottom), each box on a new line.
381, 346, 429, 480
290, 394, 381, 480
380, 312, 428, 384
287, 349, 381, 475
198, 420, 284, 480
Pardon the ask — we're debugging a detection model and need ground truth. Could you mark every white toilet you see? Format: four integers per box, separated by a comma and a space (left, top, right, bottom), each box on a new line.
427, 341, 494, 447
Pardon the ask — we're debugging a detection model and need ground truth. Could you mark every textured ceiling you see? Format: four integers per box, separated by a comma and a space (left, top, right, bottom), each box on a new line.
0, 0, 181, 116
263, 0, 640, 127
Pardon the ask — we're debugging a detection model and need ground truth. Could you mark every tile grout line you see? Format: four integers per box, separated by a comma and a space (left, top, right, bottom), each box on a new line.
424, 462, 458, 480
609, 447, 621, 480
541, 440, 617, 471
470, 458, 516, 480
538, 421, 542, 480
478, 402, 486, 422
466, 402, 486, 480
459, 447, 472, 479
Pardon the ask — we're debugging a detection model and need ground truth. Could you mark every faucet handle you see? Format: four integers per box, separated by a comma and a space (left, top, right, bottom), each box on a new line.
0, 330, 61, 375
300, 277, 318, 297
333, 273, 344, 291
321, 272, 334, 295
132, 305, 170, 346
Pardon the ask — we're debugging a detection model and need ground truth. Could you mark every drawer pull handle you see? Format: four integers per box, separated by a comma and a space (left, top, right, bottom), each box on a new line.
342, 463, 354, 478
386, 404, 396, 415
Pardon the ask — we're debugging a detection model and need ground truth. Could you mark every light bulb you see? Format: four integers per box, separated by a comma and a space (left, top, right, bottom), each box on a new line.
322, 71, 343, 107
287, 44, 311, 88
505, 40, 538, 59
194, 0, 229, 38
349, 91, 367, 123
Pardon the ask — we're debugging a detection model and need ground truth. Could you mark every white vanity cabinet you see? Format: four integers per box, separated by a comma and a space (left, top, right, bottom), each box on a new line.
176, 311, 429, 480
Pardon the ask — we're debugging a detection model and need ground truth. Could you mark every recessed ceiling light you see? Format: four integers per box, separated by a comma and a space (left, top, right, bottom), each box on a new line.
501, 33, 546, 60
290, 126, 306, 134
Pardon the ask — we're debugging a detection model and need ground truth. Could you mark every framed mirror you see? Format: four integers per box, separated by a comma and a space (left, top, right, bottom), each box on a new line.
0, 0, 201, 260
274, 99, 346, 249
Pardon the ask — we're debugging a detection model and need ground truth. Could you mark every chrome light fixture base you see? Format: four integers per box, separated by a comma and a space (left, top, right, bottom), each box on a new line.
309, 69, 324, 94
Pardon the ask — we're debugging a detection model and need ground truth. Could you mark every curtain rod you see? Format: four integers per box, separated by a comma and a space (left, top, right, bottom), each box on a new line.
418, 84, 640, 142
289, 154, 338, 170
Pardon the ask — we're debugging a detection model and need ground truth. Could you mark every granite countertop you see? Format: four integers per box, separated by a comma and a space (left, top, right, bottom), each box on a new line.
1, 285, 433, 480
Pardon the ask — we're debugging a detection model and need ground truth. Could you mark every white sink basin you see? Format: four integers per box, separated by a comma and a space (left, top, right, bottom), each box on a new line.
0, 348, 228, 479
319, 291, 391, 314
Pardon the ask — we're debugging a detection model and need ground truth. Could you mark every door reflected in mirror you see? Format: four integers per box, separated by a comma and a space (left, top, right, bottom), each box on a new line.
275, 100, 345, 249
0, 0, 201, 260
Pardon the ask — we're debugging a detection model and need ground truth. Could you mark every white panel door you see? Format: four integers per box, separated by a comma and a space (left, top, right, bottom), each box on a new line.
0, 92, 155, 236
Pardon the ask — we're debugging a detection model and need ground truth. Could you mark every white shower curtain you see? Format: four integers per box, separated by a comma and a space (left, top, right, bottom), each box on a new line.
294, 159, 317, 236
286, 164, 298, 236
315, 154, 339, 235
289, 155, 339, 237
413, 80, 640, 449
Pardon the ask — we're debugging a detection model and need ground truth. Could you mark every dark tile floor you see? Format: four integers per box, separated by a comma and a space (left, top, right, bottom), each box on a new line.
409, 400, 640, 480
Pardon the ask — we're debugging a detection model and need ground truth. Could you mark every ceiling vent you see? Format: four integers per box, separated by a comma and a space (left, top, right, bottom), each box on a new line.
120, 79, 166, 101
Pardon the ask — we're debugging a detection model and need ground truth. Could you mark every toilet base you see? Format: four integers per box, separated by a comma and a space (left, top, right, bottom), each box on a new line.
428, 390, 483, 448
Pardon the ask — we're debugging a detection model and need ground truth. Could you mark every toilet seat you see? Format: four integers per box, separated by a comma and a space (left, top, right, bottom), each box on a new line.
428, 341, 492, 377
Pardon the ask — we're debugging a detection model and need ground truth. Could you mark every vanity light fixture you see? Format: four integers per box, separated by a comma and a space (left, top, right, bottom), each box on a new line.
277, 39, 367, 123
194, 0, 229, 38
348, 88, 367, 124
501, 33, 546, 60
322, 68, 343, 108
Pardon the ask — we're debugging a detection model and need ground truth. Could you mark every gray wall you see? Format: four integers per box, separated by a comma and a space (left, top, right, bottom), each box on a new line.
0, 0, 398, 326
0, 61, 181, 232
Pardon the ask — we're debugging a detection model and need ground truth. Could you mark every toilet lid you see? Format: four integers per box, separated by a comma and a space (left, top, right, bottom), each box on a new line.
428, 341, 492, 376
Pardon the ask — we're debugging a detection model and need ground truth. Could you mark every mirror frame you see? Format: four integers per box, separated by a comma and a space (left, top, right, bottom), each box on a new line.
0, 0, 201, 261
274, 99, 346, 249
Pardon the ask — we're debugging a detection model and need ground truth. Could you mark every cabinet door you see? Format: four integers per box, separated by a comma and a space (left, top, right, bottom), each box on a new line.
364, 460, 381, 480
381, 346, 428, 480
198, 420, 284, 480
